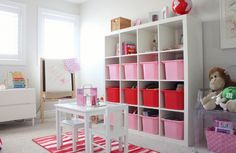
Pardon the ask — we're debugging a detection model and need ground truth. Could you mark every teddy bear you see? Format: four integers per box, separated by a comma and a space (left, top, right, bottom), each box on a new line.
216, 87, 236, 112
201, 67, 236, 110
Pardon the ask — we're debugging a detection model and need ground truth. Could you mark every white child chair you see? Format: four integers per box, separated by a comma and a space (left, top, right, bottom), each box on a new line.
58, 99, 84, 152
89, 104, 128, 153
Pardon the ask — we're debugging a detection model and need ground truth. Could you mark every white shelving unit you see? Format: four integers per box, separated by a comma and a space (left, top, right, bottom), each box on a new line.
105, 15, 203, 146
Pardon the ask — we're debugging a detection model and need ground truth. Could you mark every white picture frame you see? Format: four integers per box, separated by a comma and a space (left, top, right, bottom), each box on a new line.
220, 0, 236, 49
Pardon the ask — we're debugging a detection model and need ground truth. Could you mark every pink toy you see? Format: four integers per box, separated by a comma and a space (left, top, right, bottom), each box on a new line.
77, 85, 97, 106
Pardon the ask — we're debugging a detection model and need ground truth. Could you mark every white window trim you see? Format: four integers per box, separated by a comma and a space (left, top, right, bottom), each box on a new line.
38, 8, 80, 61
0, 0, 26, 65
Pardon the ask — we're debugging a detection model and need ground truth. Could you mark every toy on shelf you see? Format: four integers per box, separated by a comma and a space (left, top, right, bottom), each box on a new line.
122, 42, 136, 55
216, 87, 236, 112
152, 39, 158, 51
0, 138, 2, 150
172, 0, 192, 15
201, 67, 236, 110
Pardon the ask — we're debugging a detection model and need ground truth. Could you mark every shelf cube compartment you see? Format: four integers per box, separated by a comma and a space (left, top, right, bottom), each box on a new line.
106, 87, 120, 103
141, 89, 159, 107
162, 60, 184, 80
128, 113, 138, 130
141, 115, 159, 134
140, 61, 159, 80
107, 64, 120, 80
162, 118, 184, 140
162, 90, 184, 110
122, 63, 137, 80
123, 88, 137, 105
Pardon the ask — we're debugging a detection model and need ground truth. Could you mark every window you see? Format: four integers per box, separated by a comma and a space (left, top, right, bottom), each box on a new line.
38, 9, 79, 59
0, 2, 25, 65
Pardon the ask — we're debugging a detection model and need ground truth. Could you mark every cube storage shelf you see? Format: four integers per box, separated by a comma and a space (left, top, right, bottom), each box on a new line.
105, 15, 203, 146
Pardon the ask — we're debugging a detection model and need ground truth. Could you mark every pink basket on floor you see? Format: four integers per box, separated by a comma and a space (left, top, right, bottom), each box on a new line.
140, 61, 158, 80
128, 113, 138, 130
162, 60, 184, 80
142, 116, 159, 134
205, 129, 236, 153
122, 63, 137, 80
107, 64, 120, 80
162, 118, 184, 140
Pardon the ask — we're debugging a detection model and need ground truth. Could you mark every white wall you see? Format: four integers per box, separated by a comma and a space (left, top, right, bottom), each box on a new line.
0, 0, 80, 109
79, 0, 236, 95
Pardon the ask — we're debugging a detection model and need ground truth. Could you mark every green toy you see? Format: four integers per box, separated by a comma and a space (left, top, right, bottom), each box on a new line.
216, 87, 236, 112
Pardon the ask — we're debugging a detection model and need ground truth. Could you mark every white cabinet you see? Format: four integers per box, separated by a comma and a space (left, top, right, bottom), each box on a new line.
105, 15, 203, 146
0, 88, 36, 125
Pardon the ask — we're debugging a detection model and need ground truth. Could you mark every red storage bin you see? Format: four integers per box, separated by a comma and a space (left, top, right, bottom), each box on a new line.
141, 89, 159, 107
124, 88, 137, 105
106, 87, 120, 103
162, 90, 184, 110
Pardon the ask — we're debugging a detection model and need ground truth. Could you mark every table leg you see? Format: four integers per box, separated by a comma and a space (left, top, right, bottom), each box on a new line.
85, 114, 91, 153
56, 109, 62, 150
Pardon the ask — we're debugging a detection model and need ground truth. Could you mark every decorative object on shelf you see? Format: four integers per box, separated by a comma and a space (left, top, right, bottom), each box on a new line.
122, 42, 136, 54
77, 84, 97, 106
220, 0, 236, 49
111, 17, 131, 31
0, 84, 6, 90
172, 0, 192, 15
116, 43, 120, 56
7, 71, 26, 88
201, 67, 236, 110
0, 138, 2, 150
216, 87, 236, 112
149, 11, 160, 22
152, 39, 158, 51
161, 6, 170, 19
133, 19, 142, 26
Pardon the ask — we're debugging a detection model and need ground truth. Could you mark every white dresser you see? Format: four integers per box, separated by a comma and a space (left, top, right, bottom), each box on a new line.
0, 88, 36, 125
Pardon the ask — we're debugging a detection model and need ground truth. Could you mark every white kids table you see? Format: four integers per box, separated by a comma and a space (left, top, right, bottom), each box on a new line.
55, 101, 121, 153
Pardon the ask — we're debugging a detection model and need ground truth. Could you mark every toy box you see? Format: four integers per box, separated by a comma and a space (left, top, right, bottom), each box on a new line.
111, 17, 131, 31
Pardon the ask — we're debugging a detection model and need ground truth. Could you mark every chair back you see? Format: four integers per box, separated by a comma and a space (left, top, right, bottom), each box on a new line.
105, 104, 128, 133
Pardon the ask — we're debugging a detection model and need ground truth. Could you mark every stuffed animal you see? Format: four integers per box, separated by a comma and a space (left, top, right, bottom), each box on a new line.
216, 87, 236, 112
201, 67, 236, 110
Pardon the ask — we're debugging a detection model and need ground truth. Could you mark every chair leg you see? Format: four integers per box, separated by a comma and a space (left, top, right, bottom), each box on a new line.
90, 133, 94, 153
72, 127, 78, 152
124, 135, 128, 153
105, 138, 111, 153
118, 137, 123, 151
40, 98, 45, 123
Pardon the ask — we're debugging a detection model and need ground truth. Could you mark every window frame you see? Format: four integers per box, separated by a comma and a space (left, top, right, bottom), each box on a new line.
0, 1, 26, 65
38, 8, 80, 60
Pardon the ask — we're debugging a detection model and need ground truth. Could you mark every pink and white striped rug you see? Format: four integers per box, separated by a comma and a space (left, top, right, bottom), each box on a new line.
32, 131, 159, 153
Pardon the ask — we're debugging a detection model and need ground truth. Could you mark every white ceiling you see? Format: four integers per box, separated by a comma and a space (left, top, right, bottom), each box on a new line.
64, 0, 88, 4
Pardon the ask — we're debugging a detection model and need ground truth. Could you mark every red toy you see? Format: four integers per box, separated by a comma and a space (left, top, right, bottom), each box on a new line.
172, 0, 192, 15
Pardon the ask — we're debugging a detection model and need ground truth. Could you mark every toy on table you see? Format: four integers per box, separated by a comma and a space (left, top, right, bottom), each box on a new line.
77, 85, 97, 106
201, 67, 236, 110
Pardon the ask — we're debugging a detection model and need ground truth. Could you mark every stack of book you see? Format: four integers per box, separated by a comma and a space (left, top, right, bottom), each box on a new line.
11, 72, 25, 88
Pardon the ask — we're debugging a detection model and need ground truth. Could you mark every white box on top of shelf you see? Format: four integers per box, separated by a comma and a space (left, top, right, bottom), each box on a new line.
105, 15, 203, 146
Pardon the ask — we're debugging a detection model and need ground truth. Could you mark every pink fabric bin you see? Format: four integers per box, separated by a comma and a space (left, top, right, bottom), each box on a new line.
140, 61, 158, 80
128, 113, 138, 130
162, 118, 184, 140
122, 63, 137, 80
205, 129, 236, 153
107, 64, 120, 80
142, 116, 159, 134
162, 60, 184, 80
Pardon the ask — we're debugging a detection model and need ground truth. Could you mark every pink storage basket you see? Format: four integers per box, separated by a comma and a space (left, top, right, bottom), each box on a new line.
205, 129, 236, 153
107, 64, 120, 80
162, 60, 184, 80
122, 63, 137, 80
142, 116, 159, 134
140, 61, 158, 80
128, 113, 138, 130
163, 118, 184, 140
